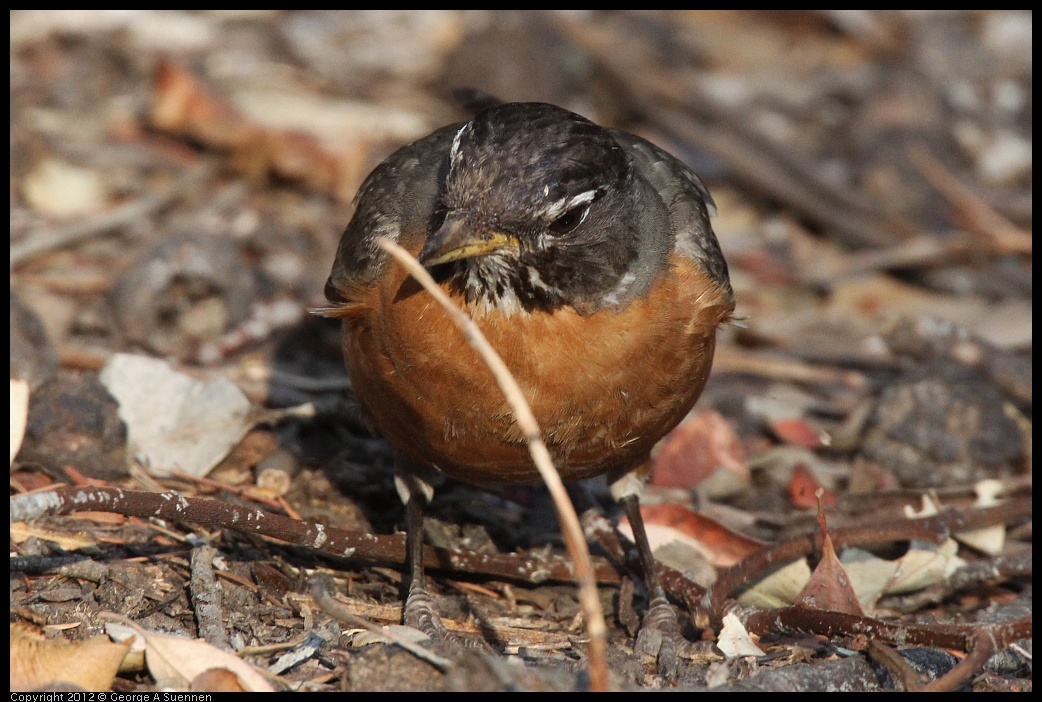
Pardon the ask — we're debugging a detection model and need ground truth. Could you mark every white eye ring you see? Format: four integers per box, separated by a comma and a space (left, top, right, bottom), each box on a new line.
548, 204, 590, 234
545, 189, 597, 234
545, 190, 597, 219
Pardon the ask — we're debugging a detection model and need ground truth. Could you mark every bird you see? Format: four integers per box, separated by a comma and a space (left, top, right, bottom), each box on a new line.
320, 101, 734, 674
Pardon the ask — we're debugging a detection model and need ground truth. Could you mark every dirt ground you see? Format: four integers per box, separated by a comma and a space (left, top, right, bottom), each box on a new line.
10, 11, 1031, 692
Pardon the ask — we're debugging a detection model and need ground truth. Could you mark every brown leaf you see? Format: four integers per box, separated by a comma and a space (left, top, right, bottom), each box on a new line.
151, 59, 256, 151
652, 411, 747, 490
191, 667, 249, 693
796, 492, 863, 616
954, 480, 1007, 555
770, 417, 830, 448
150, 59, 424, 202
618, 502, 762, 568
787, 463, 838, 509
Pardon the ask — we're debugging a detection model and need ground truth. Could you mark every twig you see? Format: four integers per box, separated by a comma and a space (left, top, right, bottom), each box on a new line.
921, 624, 1000, 691
238, 360, 353, 392
908, 145, 1032, 255
310, 573, 453, 672
9, 159, 217, 268
741, 605, 1030, 654
714, 346, 868, 390
831, 232, 975, 278
375, 237, 609, 692
8, 486, 625, 586
920, 628, 999, 692
867, 640, 927, 692
699, 498, 1033, 625
190, 544, 230, 650
880, 554, 1033, 613
553, 17, 912, 249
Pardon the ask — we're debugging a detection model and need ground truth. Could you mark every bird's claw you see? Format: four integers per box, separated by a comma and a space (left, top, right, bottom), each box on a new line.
634, 596, 684, 682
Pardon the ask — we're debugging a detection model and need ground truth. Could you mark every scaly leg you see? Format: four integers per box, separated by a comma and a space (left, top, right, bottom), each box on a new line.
395, 468, 450, 641
611, 462, 683, 681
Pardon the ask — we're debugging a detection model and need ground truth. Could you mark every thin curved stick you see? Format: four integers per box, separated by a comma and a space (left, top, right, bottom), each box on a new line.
376, 237, 608, 692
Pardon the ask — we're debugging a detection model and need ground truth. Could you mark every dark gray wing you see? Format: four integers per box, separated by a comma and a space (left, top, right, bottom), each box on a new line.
610, 130, 732, 295
325, 122, 463, 304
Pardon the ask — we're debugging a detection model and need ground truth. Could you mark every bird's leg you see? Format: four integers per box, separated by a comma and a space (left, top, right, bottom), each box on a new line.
619, 493, 681, 675
394, 468, 450, 641
610, 463, 683, 681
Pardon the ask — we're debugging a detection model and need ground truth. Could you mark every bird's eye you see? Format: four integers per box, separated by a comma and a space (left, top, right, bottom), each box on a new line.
548, 205, 589, 235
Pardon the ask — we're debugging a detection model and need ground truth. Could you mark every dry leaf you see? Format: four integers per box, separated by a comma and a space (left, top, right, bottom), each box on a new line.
954, 479, 1007, 555
885, 538, 966, 595
9, 522, 97, 551
99, 353, 254, 477
716, 612, 766, 659
231, 88, 429, 146
839, 538, 973, 612
644, 541, 718, 587
190, 668, 248, 693
347, 624, 432, 648
22, 159, 108, 217
830, 274, 1032, 348
903, 494, 942, 519
652, 411, 748, 491
738, 558, 812, 609
618, 502, 762, 568
10, 626, 130, 692
10, 378, 29, 467
839, 548, 901, 612
151, 60, 431, 201
105, 622, 273, 692
796, 498, 864, 616
787, 463, 838, 509
771, 417, 831, 448
151, 60, 255, 152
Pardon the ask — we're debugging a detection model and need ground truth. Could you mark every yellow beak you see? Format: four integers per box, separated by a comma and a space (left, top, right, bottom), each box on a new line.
418, 214, 520, 266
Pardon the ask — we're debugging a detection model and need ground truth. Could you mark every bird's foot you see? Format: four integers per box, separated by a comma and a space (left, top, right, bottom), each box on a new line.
403, 581, 490, 655
634, 595, 687, 682
403, 581, 453, 642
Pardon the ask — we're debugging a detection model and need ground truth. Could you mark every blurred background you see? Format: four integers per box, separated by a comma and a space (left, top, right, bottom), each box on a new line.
10, 10, 1031, 352
9, 11, 1032, 691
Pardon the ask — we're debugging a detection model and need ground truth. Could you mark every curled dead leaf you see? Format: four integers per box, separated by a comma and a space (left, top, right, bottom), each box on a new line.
10, 625, 130, 692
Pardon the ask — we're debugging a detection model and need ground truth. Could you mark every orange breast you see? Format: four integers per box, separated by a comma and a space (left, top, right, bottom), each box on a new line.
343, 252, 733, 486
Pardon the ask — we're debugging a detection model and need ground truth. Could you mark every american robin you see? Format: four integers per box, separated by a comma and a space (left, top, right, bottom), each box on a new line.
321, 102, 734, 671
